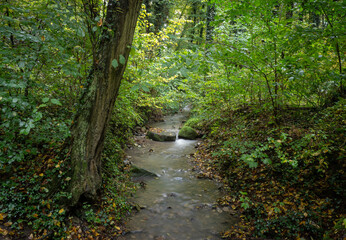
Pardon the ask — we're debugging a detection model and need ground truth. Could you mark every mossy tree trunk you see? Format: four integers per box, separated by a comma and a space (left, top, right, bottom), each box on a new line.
68, 0, 142, 206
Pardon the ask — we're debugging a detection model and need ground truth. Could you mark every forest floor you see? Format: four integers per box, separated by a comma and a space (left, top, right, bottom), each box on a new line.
190, 100, 345, 239
1, 101, 344, 240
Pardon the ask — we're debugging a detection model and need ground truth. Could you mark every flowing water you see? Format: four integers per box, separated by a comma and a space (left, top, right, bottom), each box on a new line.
120, 111, 236, 240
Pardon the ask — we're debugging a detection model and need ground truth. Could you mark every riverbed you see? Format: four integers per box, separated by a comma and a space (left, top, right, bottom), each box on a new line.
120, 111, 235, 240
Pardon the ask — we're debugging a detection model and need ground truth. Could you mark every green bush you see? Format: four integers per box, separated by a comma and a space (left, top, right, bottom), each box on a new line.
184, 117, 203, 130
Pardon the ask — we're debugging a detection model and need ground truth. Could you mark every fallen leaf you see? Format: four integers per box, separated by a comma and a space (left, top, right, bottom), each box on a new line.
0, 227, 8, 236
0, 213, 7, 221
4, 222, 12, 227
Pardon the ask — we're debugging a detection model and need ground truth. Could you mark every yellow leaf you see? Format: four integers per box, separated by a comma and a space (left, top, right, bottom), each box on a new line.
115, 226, 121, 231
312, 151, 320, 157
39, 173, 44, 177
58, 208, 64, 214
0, 213, 8, 221
4, 222, 12, 227
0, 227, 8, 236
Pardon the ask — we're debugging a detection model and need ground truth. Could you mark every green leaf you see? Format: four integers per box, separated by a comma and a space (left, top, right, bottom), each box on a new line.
42, 97, 49, 103
141, 85, 150, 93
38, 103, 47, 109
50, 99, 62, 106
77, 28, 85, 37
111, 59, 119, 69
33, 112, 43, 122
119, 55, 126, 65
20, 128, 30, 135
262, 158, 272, 165
130, 85, 140, 91
18, 61, 25, 69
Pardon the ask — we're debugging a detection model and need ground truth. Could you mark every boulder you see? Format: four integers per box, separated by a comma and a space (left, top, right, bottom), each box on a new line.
130, 166, 158, 178
178, 126, 198, 140
146, 131, 176, 142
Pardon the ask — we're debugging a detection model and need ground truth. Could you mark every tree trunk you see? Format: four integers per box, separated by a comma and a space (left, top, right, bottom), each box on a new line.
206, 0, 215, 45
68, 0, 142, 207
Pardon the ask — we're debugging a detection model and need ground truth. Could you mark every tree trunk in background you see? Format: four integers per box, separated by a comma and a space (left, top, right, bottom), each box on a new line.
68, 0, 142, 207
206, 0, 215, 45
152, 0, 170, 33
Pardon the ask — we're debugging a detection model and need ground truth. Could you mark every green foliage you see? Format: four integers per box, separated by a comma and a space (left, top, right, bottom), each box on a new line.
201, 101, 345, 239
0, 0, 128, 238
253, 210, 324, 239
184, 117, 203, 130
239, 191, 251, 210
0, 0, 344, 238
180, 0, 345, 119
0, 149, 72, 237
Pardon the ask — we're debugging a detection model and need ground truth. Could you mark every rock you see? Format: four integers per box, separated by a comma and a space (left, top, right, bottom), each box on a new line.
178, 126, 198, 140
146, 131, 176, 142
130, 165, 158, 178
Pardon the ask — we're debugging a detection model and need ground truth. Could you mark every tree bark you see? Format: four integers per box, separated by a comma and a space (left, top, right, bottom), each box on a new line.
206, 0, 215, 45
68, 0, 142, 206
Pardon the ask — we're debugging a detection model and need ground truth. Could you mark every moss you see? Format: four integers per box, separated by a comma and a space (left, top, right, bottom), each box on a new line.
178, 126, 198, 140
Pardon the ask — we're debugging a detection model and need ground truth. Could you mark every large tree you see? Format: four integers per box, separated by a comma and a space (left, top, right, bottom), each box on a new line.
68, 0, 142, 206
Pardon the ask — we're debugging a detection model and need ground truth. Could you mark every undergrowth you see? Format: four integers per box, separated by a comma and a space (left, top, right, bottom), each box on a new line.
193, 99, 345, 239
0, 95, 143, 239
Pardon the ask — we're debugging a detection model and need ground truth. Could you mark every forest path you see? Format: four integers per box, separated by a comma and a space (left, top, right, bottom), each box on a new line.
120, 109, 236, 240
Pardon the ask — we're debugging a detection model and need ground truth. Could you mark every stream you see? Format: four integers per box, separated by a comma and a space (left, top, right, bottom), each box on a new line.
120, 109, 236, 240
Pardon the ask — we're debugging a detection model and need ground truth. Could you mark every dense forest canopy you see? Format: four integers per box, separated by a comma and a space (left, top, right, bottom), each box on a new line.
0, 0, 344, 239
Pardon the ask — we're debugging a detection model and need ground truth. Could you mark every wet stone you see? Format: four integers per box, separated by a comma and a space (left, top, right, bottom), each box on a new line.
147, 131, 176, 142
130, 166, 158, 179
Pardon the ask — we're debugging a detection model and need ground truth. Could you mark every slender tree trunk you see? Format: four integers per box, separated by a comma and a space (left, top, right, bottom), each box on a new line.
321, 6, 343, 93
190, 1, 198, 43
206, 0, 215, 45
68, 0, 142, 207
195, 2, 205, 45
